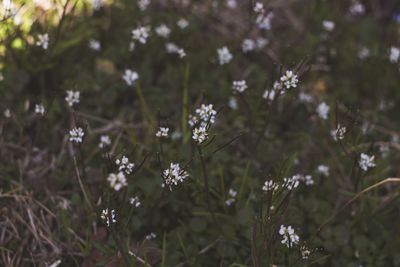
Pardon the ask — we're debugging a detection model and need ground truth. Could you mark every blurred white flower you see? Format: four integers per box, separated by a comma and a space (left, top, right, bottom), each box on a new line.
122, 69, 139, 86
36, 33, 49, 49
262, 180, 279, 192
155, 24, 171, 38
298, 92, 313, 103
177, 18, 189, 29
4, 108, 11, 118
256, 12, 274, 30
262, 89, 276, 101
317, 165, 330, 176
195, 104, 217, 125
129, 41, 135, 52
256, 37, 269, 49
138, 0, 150, 11
98, 135, 111, 148
254, 2, 264, 14
302, 175, 314, 186
226, 0, 237, 9
280, 70, 299, 89
358, 47, 370, 59
359, 153, 376, 171
69, 127, 84, 143
132, 26, 150, 44
232, 80, 248, 93
389, 47, 400, 63
192, 126, 209, 144
129, 196, 141, 207
166, 43, 186, 58
107, 172, 128, 191
322, 20, 335, 31
217, 46, 233, 65
34, 104, 45, 115
279, 225, 300, 248
163, 162, 188, 187
101, 208, 116, 227
65, 90, 80, 107
116, 156, 135, 174
228, 96, 238, 110
145, 232, 156, 240
349, 1, 365, 15
89, 39, 101, 51
283, 175, 300, 190
156, 127, 169, 138
225, 188, 237, 206
316, 102, 330, 120
242, 39, 256, 53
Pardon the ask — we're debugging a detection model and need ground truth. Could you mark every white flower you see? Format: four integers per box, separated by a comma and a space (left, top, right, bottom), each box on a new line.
145, 232, 156, 240
301, 246, 311, 260
98, 135, 111, 148
256, 37, 269, 49
166, 43, 186, 58
317, 165, 330, 176
302, 175, 314, 186
225, 198, 235, 206
188, 114, 198, 127
262, 180, 279, 192
129, 196, 141, 207
254, 2, 264, 14
242, 39, 256, 53
279, 225, 300, 248
132, 26, 150, 44
92, 0, 103, 10
283, 175, 300, 190
322, 20, 335, 31
101, 208, 116, 227
256, 12, 274, 30
156, 127, 169, 138
177, 18, 189, 29
195, 104, 217, 125
4, 108, 11, 118
163, 162, 188, 187
358, 47, 370, 59
192, 126, 209, 144
217, 46, 233, 65
280, 70, 299, 89
316, 102, 330, 120
349, 1, 365, 15
232, 80, 248, 93
36, 33, 49, 49
359, 153, 376, 171
65, 90, 80, 107
171, 131, 182, 140
226, 0, 237, 9
89, 39, 101, 51
155, 24, 171, 38
228, 96, 238, 110
262, 89, 276, 101
390, 47, 400, 63
298, 92, 313, 103
34, 104, 45, 115
69, 127, 84, 143
129, 41, 135, 51
331, 124, 346, 141
107, 172, 128, 191
225, 188, 237, 206
116, 156, 135, 174
138, 0, 150, 11
122, 69, 139, 86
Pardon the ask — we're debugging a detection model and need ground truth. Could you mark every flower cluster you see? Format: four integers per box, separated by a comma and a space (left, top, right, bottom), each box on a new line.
359, 153, 376, 171
122, 69, 139, 86
155, 24, 171, 38
217, 46, 233, 65
262, 180, 279, 192
317, 164, 330, 176
166, 43, 186, 58
36, 33, 49, 49
116, 156, 135, 174
331, 124, 346, 141
279, 225, 300, 248
98, 135, 111, 148
65, 90, 80, 107
162, 162, 188, 187
316, 102, 330, 120
232, 80, 248, 94
129, 196, 141, 207
34, 104, 45, 115
89, 39, 101, 51
192, 126, 209, 144
280, 70, 299, 89
69, 127, 84, 143
132, 26, 150, 44
156, 127, 169, 138
101, 208, 116, 227
107, 172, 128, 191
282, 175, 300, 190
241, 38, 268, 53
225, 188, 237, 206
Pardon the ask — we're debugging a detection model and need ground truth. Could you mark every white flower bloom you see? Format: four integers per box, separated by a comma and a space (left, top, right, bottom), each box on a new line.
89, 39, 101, 51
358, 47, 370, 59
145, 232, 156, 240
129, 196, 141, 207
256, 12, 274, 30
359, 153, 376, 171
217, 46, 233, 65
4, 108, 11, 118
242, 39, 256, 53
225, 198, 235, 206
322, 20, 335, 31
283, 175, 300, 190
298, 92, 313, 103
256, 37, 269, 49
331, 124, 346, 141
280, 70, 299, 89
262, 180, 279, 192
116, 156, 135, 174
163, 162, 188, 187
390, 47, 400, 63
228, 96, 238, 110
188, 114, 198, 127
65, 90, 80, 107
232, 80, 248, 93
279, 225, 300, 248
138, 0, 150, 11
132, 26, 150, 44
316, 102, 330, 120
166, 43, 186, 58
34, 104, 45, 115
302, 175, 314, 186
195, 104, 217, 125
122, 69, 139, 86
107, 172, 128, 191
36, 33, 49, 49
156, 127, 169, 138
262, 89, 276, 101
101, 208, 116, 227
226, 0, 237, 9
253, 2, 264, 14
69, 127, 84, 143
225, 188, 237, 206
192, 126, 209, 144
301, 246, 311, 260
177, 18, 189, 29
349, 1, 365, 15
155, 24, 171, 38
99, 135, 111, 148
317, 165, 330, 176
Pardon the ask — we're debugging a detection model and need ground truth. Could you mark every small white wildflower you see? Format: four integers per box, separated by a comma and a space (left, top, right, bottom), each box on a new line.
107, 172, 128, 191
132, 26, 150, 44
358, 47, 370, 59
138, 0, 150, 11
262, 180, 279, 192
65, 90, 80, 107
256, 12, 274, 30
155, 24, 171, 38
322, 20, 335, 31
129, 196, 141, 207
188, 114, 198, 127
225, 198, 235, 206
145, 232, 156, 240
316, 102, 330, 120
301, 246, 311, 260
226, 0, 237, 9
116, 156, 135, 174
389, 47, 400, 63
359, 153, 376, 171
280, 70, 299, 89
279, 225, 300, 248
4, 108, 11, 118
217, 46, 233, 65
317, 165, 330, 176
302, 175, 314, 186
34, 104, 45, 115
122, 69, 139, 86
36, 33, 49, 49
156, 127, 169, 138
195, 104, 217, 125
225, 188, 237, 206
256, 37, 269, 49
349, 1, 365, 15
69, 127, 84, 143
101, 208, 116, 227
228, 96, 238, 110
254, 2, 264, 14
283, 175, 300, 190
232, 80, 248, 93
262, 89, 276, 101
298, 92, 313, 103
163, 162, 188, 187
171, 131, 182, 140
242, 39, 256, 53
166, 43, 186, 58
177, 18, 189, 29
331, 124, 346, 141
98, 135, 111, 148
89, 39, 101, 51
192, 126, 209, 144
